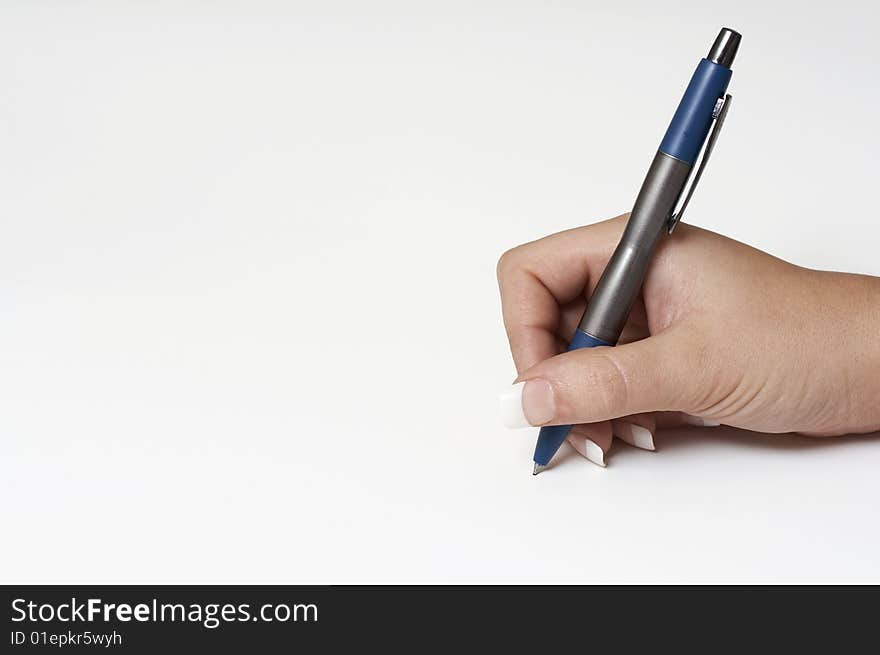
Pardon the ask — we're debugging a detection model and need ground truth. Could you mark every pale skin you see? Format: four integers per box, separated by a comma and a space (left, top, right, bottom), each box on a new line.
497, 214, 880, 465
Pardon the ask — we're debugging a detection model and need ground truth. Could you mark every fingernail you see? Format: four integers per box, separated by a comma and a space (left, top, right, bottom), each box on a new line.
631, 424, 656, 450
569, 436, 606, 467
683, 415, 721, 427
613, 422, 655, 450
498, 379, 555, 428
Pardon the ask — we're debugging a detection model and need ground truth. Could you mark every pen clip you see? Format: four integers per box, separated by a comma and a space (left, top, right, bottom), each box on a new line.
668, 93, 732, 234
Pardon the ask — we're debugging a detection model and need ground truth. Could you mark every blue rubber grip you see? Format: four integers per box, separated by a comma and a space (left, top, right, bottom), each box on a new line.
533, 330, 611, 466
659, 58, 732, 165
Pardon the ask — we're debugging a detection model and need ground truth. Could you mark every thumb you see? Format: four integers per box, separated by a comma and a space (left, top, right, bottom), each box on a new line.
502, 331, 695, 427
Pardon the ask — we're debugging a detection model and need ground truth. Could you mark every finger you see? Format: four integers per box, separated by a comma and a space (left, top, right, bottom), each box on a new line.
566, 422, 612, 468
508, 329, 697, 426
654, 412, 722, 429
497, 216, 627, 374
616, 298, 649, 345
611, 413, 657, 451
556, 297, 588, 345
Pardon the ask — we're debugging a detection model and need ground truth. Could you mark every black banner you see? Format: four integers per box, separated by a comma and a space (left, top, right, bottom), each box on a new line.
1, 585, 876, 651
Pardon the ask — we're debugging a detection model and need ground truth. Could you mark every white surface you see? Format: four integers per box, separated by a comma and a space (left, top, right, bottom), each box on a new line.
2, 1, 879, 583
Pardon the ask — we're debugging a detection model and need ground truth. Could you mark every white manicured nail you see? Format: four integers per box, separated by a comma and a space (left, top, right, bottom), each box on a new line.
630, 424, 655, 450
613, 422, 655, 451
569, 436, 606, 467
499, 382, 530, 428
584, 439, 606, 467
498, 379, 555, 428
683, 415, 721, 427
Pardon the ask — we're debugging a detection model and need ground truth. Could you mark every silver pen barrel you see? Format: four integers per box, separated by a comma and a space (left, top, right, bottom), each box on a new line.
577, 151, 691, 344
577, 28, 740, 345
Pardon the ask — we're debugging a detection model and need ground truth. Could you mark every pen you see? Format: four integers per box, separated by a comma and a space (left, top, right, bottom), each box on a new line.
532, 27, 741, 474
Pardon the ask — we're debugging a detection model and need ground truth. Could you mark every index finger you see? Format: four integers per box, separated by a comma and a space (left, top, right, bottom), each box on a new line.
496, 215, 626, 374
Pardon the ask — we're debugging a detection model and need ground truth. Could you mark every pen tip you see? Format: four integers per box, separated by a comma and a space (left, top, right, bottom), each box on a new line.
533, 463, 548, 475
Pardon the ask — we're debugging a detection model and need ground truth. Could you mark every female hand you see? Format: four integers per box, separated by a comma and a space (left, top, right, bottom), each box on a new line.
497, 214, 880, 466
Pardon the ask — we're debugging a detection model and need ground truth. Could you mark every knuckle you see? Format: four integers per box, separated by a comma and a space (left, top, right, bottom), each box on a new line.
564, 352, 627, 421
674, 331, 713, 412
496, 245, 523, 283
594, 352, 629, 417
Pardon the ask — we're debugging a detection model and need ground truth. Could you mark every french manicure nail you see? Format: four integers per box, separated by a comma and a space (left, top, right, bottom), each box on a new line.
613, 422, 655, 451
498, 379, 555, 428
499, 382, 530, 428
629, 424, 655, 451
569, 436, 606, 467
684, 415, 721, 427
584, 439, 606, 467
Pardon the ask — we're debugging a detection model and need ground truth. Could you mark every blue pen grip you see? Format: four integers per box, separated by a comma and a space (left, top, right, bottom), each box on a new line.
532, 330, 612, 466
659, 58, 732, 165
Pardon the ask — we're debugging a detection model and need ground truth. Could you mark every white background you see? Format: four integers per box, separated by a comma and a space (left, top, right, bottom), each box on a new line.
2, 1, 879, 583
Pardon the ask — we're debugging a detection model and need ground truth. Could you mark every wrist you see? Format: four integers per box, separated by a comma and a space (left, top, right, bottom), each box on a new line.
811, 270, 880, 434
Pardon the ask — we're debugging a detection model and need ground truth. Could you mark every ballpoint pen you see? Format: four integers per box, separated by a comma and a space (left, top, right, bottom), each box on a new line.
532, 27, 741, 474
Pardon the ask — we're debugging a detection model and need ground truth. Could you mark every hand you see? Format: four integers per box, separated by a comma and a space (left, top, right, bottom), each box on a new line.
497, 214, 880, 466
